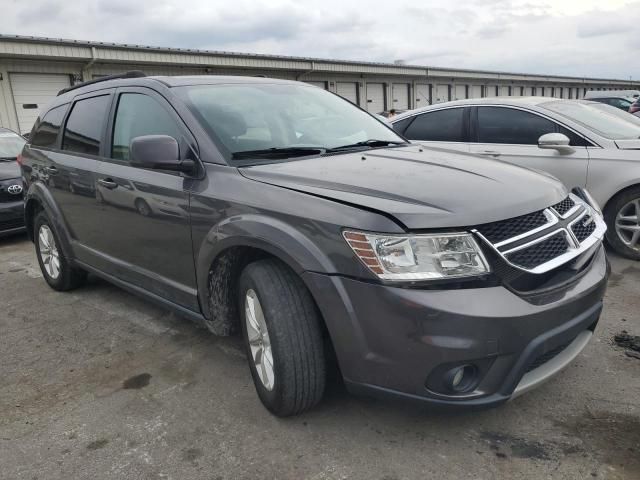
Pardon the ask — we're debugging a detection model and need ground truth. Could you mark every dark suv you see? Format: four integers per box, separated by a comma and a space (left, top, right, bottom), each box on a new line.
21, 73, 609, 416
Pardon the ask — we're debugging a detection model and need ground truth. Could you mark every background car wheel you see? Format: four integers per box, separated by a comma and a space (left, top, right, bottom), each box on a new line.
135, 198, 152, 217
34, 212, 87, 291
238, 259, 326, 416
605, 186, 640, 260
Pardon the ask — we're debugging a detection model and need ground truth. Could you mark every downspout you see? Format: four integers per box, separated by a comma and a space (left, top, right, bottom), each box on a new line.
296, 61, 315, 81
81, 46, 97, 82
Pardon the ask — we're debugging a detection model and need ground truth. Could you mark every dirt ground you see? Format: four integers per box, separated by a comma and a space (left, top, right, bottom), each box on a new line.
1, 234, 639, 480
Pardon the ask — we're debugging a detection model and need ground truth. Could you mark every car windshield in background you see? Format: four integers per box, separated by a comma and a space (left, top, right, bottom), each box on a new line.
543, 101, 640, 140
0, 131, 26, 160
175, 83, 405, 160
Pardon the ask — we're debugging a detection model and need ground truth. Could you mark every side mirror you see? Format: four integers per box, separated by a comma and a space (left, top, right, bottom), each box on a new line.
538, 133, 575, 154
129, 135, 194, 172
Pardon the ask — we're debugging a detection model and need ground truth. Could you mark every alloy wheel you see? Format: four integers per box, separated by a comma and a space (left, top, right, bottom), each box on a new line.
244, 289, 275, 391
38, 225, 61, 279
615, 198, 640, 251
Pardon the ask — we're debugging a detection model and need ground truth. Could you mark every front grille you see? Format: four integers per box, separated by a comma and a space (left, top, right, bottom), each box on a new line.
572, 215, 596, 243
0, 179, 23, 203
0, 217, 24, 231
475, 210, 548, 244
505, 232, 569, 269
525, 338, 572, 373
551, 197, 575, 216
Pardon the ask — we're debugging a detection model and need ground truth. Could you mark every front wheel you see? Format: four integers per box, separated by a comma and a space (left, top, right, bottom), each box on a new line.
238, 259, 326, 416
34, 212, 87, 291
605, 187, 640, 260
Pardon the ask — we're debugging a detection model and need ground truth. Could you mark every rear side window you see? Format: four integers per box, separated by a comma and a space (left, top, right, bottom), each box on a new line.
62, 95, 111, 156
31, 105, 67, 149
403, 108, 465, 142
477, 107, 556, 145
111, 93, 180, 161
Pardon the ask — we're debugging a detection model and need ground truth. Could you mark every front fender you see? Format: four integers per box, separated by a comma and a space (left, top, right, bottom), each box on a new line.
195, 213, 342, 308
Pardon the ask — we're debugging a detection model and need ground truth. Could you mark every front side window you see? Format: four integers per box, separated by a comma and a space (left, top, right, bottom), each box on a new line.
62, 95, 111, 156
477, 107, 557, 144
403, 108, 465, 142
31, 105, 67, 149
175, 83, 403, 160
112, 93, 181, 161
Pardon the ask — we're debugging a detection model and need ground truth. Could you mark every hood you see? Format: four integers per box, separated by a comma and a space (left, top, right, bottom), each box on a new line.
615, 139, 640, 150
0, 161, 20, 181
238, 144, 567, 229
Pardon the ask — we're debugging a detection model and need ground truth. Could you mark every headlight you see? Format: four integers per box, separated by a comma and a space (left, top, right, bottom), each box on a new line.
571, 188, 602, 216
343, 231, 490, 281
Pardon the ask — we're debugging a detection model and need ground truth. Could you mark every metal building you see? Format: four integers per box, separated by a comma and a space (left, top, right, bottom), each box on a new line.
1, 34, 638, 134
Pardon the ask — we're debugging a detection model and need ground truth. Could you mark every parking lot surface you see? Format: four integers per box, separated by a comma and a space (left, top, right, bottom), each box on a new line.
1, 234, 639, 480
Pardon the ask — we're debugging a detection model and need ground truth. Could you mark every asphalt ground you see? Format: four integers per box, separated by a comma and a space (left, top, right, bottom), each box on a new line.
1, 234, 639, 480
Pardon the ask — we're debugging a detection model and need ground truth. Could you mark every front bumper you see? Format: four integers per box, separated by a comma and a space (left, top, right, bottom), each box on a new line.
0, 200, 25, 236
303, 244, 608, 409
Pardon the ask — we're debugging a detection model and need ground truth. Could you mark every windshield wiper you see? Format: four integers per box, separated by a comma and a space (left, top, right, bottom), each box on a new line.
326, 139, 407, 152
232, 147, 324, 160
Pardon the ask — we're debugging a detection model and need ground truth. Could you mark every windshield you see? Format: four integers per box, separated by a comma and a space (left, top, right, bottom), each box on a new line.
0, 131, 26, 159
175, 83, 404, 160
543, 101, 640, 140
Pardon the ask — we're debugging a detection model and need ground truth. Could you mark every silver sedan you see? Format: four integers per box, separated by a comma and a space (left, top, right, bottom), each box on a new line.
391, 98, 640, 259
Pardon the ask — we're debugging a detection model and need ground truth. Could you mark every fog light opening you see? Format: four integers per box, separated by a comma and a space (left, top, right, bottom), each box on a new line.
444, 364, 478, 393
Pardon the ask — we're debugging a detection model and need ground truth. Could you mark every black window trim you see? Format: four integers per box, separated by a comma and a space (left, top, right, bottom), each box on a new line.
470, 104, 598, 148
396, 105, 472, 143
60, 89, 115, 160
103, 86, 199, 168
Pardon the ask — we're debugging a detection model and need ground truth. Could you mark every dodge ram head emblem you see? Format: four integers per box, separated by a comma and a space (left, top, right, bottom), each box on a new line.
7, 184, 23, 195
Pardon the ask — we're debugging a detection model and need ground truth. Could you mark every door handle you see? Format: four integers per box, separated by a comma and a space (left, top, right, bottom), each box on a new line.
46, 166, 58, 175
98, 178, 118, 190
479, 150, 501, 157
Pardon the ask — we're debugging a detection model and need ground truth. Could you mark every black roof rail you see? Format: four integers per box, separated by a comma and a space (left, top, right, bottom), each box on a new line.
57, 70, 146, 96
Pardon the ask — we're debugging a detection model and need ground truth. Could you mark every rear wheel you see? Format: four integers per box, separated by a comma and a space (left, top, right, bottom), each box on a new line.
605, 187, 640, 260
238, 259, 326, 416
34, 212, 87, 291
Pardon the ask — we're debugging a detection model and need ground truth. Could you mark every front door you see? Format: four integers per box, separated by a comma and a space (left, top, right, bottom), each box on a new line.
468, 106, 590, 191
94, 87, 197, 310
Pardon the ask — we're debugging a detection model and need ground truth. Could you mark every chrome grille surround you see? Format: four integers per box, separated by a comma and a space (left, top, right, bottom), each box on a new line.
473, 194, 607, 275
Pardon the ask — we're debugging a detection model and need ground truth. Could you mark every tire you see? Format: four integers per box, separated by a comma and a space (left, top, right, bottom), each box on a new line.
135, 198, 152, 217
238, 259, 326, 416
34, 211, 87, 291
604, 186, 640, 260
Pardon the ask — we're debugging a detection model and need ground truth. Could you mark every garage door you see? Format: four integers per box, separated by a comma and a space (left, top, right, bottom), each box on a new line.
453, 85, 466, 101
305, 81, 327, 89
10, 73, 71, 134
415, 84, 430, 106
336, 82, 359, 104
498, 86, 510, 96
470, 85, 483, 99
486, 85, 498, 97
434, 84, 450, 104
366, 83, 385, 113
392, 83, 410, 110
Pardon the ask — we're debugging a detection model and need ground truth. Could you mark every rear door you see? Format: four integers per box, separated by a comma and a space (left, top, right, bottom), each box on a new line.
40, 91, 113, 265
396, 107, 470, 153
468, 106, 590, 190
94, 87, 197, 310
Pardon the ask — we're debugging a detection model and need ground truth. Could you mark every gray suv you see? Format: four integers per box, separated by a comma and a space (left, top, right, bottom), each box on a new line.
21, 73, 609, 416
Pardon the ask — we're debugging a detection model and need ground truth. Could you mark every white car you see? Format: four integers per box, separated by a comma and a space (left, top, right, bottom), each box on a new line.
391, 98, 640, 259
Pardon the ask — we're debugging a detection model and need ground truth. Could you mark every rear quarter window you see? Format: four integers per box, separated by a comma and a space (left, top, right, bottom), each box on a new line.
30, 105, 68, 149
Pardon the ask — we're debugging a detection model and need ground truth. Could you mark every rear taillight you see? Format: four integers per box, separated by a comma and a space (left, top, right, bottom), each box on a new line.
630, 105, 640, 114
